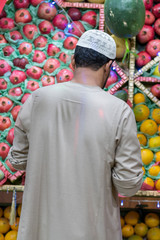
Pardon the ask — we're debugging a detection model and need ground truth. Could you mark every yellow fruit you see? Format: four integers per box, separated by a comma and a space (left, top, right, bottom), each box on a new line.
147, 227, 160, 240
4, 230, 17, 240
145, 213, 160, 228
120, 216, 125, 228
17, 205, 21, 217
134, 222, 148, 237
0, 233, 4, 240
142, 166, 146, 175
0, 218, 10, 234
0, 209, 3, 218
141, 149, 154, 165
158, 125, 160, 135
152, 109, 160, 124
124, 211, 139, 226
149, 136, 160, 148
148, 165, 160, 176
128, 235, 143, 240
133, 93, 146, 104
155, 179, 160, 190
122, 224, 134, 238
153, 65, 160, 77
140, 119, 158, 136
133, 104, 150, 122
155, 151, 160, 162
3, 207, 11, 220
143, 177, 154, 189
10, 217, 19, 231
137, 133, 147, 146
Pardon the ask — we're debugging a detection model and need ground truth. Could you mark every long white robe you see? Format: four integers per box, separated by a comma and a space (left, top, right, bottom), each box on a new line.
8, 82, 143, 240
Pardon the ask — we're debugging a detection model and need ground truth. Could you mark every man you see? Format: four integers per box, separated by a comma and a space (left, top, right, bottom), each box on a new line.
8, 30, 143, 240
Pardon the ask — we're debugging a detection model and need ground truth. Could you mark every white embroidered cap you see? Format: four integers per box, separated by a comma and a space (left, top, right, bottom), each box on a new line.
76, 29, 116, 59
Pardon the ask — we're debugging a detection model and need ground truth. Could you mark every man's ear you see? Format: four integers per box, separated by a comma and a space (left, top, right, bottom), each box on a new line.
71, 55, 76, 69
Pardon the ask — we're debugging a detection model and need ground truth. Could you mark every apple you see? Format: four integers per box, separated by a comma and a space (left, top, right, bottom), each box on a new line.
52, 14, 68, 30
68, 21, 85, 37
23, 24, 38, 40
0, 97, 13, 113
0, 18, 15, 30
37, 2, 57, 21
5, 159, 17, 172
39, 20, 54, 34
154, 18, 160, 36
21, 93, 31, 104
9, 70, 26, 84
145, 10, 155, 25
81, 11, 97, 27
0, 35, 7, 44
27, 80, 40, 91
13, 0, 30, 9
43, 58, 60, 73
30, 0, 43, 6
105, 70, 118, 88
19, 42, 33, 55
0, 78, 7, 90
68, 8, 82, 21
0, 116, 11, 131
56, 69, 74, 83
47, 44, 60, 56
10, 31, 23, 40
152, 3, 160, 18
34, 36, 48, 48
136, 25, 154, 44
41, 75, 55, 86
59, 52, 71, 64
136, 51, 152, 67
151, 84, 160, 99
63, 36, 78, 50
13, 57, 29, 69
52, 31, 65, 40
143, 0, 153, 9
11, 105, 21, 121
15, 9, 32, 23
0, 60, 11, 76
26, 66, 43, 79
3, 46, 14, 56
0, 9, 7, 19
6, 128, 14, 145
0, 142, 10, 160
8, 87, 22, 97
146, 39, 160, 57
33, 50, 46, 63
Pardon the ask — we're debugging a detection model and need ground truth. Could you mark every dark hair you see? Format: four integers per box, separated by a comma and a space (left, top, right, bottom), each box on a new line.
74, 46, 112, 71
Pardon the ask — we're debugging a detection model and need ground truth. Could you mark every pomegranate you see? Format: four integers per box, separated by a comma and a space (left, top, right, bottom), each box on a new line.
41, 75, 55, 86
30, 0, 43, 6
21, 93, 31, 104
52, 31, 65, 40
0, 9, 7, 19
63, 36, 78, 50
3, 46, 14, 56
13, 58, 29, 69
0, 142, 10, 160
143, 0, 153, 9
0, 60, 11, 76
0, 34, 7, 44
52, 14, 68, 30
0, 97, 13, 113
154, 18, 160, 36
56, 69, 74, 83
27, 80, 40, 91
136, 25, 155, 44
10, 31, 23, 40
145, 10, 155, 25
151, 84, 160, 99
23, 24, 38, 40
105, 70, 118, 88
136, 51, 152, 67
43, 58, 60, 73
146, 39, 160, 57
8, 87, 22, 97
68, 21, 85, 37
81, 11, 97, 27
0, 116, 11, 131
11, 105, 21, 121
19, 42, 33, 55
68, 8, 82, 21
5, 159, 17, 172
59, 52, 71, 64
9, 70, 26, 84
37, 2, 57, 21
0, 78, 7, 90
34, 36, 48, 48
152, 3, 160, 18
6, 128, 14, 145
0, 18, 15, 29
47, 44, 60, 56
39, 20, 54, 34
13, 0, 30, 9
26, 66, 43, 79
15, 9, 32, 23
33, 50, 46, 63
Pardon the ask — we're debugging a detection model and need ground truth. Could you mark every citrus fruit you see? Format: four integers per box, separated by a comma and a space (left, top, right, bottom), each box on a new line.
133, 93, 145, 104
142, 177, 154, 190
152, 109, 160, 124
133, 104, 150, 122
145, 213, 160, 228
0, 233, 4, 240
141, 149, 154, 165
155, 179, 160, 190
140, 119, 158, 136
10, 217, 19, 231
0, 209, 3, 218
3, 207, 11, 220
0, 218, 10, 234
4, 230, 17, 240
149, 136, 160, 148
137, 133, 147, 146
17, 205, 21, 217
122, 224, 134, 238
147, 227, 160, 240
124, 211, 139, 226
158, 125, 160, 135
153, 65, 160, 76
134, 222, 148, 237
142, 166, 146, 175
120, 216, 125, 228
128, 235, 143, 240
155, 151, 160, 162
148, 165, 160, 177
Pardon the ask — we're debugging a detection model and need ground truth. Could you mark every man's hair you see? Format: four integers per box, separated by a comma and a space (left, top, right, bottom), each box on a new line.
74, 46, 112, 71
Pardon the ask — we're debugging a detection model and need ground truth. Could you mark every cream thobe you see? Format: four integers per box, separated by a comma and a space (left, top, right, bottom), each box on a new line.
8, 82, 143, 240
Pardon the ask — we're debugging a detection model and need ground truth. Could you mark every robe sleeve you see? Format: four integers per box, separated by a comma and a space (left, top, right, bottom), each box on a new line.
8, 94, 34, 171
112, 105, 143, 197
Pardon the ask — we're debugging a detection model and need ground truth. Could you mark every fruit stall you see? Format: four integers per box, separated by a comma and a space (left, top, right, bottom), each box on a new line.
0, 0, 160, 239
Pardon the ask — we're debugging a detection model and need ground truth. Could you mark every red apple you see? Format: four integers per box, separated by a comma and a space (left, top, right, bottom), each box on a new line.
5, 159, 17, 172
0, 116, 11, 131
63, 36, 78, 50
13, 0, 30, 9
11, 105, 21, 121
39, 20, 54, 34
3, 46, 14, 56
68, 8, 82, 21
146, 39, 160, 57
145, 10, 155, 25
6, 128, 14, 145
0, 142, 10, 160
0, 9, 7, 19
152, 3, 160, 18
68, 21, 85, 37
43, 58, 60, 73
136, 51, 152, 67
143, 0, 153, 9
19, 42, 33, 55
8, 87, 22, 97
15, 9, 32, 23
13, 57, 29, 69
0, 97, 13, 113
23, 24, 38, 40
21, 93, 31, 104
41, 75, 55, 86
0, 78, 7, 90
9, 70, 26, 84
105, 70, 118, 88
0, 35, 7, 44
26, 66, 43, 79
10, 31, 23, 40
52, 14, 68, 30
56, 69, 74, 83
33, 50, 46, 63
37, 2, 57, 21
0, 18, 15, 30
0, 60, 11, 76
34, 36, 48, 48
136, 25, 154, 44
81, 10, 97, 27
47, 44, 60, 56
27, 80, 40, 91
154, 18, 160, 36
151, 84, 160, 99
59, 52, 71, 64
52, 31, 65, 40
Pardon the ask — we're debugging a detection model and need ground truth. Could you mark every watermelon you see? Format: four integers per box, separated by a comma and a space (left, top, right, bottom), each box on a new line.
104, 0, 145, 38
